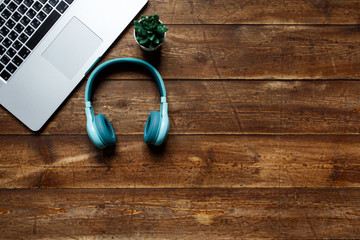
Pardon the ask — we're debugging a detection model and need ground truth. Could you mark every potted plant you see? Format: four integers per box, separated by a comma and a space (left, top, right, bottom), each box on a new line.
134, 14, 169, 51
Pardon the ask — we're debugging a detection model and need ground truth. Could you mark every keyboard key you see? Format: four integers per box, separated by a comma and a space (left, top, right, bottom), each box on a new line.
39, 0, 47, 3
0, 70, 11, 81
0, 4, 6, 12
14, 23, 24, 33
11, 11, 22, 21
33, 2, 42, 11
65, 0, 74, 4
18, 46, 30, 59
7, 2, 18, 12
26, 10, 60, 50
2, 38, 12, 48
5, 19, 15, 29
31, 18, 40, 28
12, 40, 22, 50
8, 30, 18, 41
36, 11, 46, 21
1, 55, 10, 65
56, 1, 68, 13
0, 17, 5, 27
20, 16, 30, 26
1, 9, 11, 19
18, 4, 28, 14
18, 33, 28, 43
24, 25, 34, 35
4, 0, 10, 4
0, 26, 10, 36
23, 0, 34, 7
26, 8, 36, 19
0, 46, 6, 55
6, 62, 17, 73
6, 47, 16, 58
14, 0, 23, 4
43, 4, 52, 14
12, 55, 23, 66
0, 63, 4, 72
49, 0, 59, 7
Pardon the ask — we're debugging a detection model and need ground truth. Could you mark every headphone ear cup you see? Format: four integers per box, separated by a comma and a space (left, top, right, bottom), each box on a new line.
144, 111, 161, 144
94, 114, 116, 147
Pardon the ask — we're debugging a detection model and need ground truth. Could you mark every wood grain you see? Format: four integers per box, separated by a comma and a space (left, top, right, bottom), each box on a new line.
143, 0, 360, 24
2, 80, 360, 135
103, 25, 359, 80
0, 135, 359, 188
0, 0, 359, 238
0, 188, 359, 239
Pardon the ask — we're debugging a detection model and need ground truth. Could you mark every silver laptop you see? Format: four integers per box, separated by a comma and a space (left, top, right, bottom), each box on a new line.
0, 0, 147, 131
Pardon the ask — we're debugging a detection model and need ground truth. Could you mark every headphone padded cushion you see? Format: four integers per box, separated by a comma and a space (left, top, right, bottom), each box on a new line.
95, 114, 116, 147
144, 111, 161, 144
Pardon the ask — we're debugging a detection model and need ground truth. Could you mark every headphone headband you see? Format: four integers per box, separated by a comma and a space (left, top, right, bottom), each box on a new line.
85, 58, 166, 102
84, 58, 169, 149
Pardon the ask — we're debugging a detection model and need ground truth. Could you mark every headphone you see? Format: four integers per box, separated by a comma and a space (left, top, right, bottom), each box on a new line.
85, 58, 169, 149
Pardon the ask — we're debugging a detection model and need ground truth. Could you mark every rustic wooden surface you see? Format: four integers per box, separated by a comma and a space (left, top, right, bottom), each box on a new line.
0, 0, 360, 239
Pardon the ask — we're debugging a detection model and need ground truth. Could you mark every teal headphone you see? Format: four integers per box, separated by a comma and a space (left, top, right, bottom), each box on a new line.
85, 58, 169, 149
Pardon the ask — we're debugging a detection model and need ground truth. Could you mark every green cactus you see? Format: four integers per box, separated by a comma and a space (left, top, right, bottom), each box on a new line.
134, 14, 168, 50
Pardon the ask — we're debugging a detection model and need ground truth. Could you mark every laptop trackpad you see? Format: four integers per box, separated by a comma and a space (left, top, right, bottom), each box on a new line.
42, 17, 102, 79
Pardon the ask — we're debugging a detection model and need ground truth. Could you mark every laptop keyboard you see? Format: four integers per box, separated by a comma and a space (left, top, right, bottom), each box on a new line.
0, 0, 74, 82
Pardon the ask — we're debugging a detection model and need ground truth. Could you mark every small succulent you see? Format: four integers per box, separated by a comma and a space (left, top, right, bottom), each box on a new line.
134, 14, 168, 50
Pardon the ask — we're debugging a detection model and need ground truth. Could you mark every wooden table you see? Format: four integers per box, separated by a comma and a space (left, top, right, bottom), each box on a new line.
1, 0, 360, 239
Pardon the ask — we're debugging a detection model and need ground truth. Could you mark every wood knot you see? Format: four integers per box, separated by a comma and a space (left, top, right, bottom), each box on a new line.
192, 210, 226, 225
195, 52, 207, 63
310, 0, 330, 14
330, 165, 343, 183
0, 207, 12, 215
98, 204, 106, 209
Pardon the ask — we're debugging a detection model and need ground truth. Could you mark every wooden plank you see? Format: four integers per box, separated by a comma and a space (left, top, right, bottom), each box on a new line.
0, 188, 359, 239
104, 25, 359, 80
143, 0, 360, 24
0, 135, 359, 188
2, 80, 360, 135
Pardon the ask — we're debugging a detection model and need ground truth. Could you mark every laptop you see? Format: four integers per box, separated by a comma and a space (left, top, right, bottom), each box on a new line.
0, 0, 148, 131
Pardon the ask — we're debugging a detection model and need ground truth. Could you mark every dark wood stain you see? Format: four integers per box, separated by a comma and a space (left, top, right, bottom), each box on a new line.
0, 0, 359, 239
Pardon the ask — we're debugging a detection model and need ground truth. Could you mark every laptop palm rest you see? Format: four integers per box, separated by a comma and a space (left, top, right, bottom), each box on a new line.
42, 17, 103, 79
